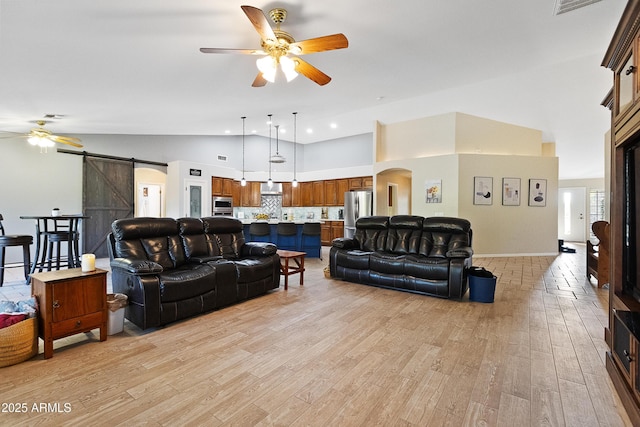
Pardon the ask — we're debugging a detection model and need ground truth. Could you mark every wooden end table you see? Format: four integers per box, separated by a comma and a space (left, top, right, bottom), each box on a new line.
31, 268, 108, 359
276, 250, 306, 290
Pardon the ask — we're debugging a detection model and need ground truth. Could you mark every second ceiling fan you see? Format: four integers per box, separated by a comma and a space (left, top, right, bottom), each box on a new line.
200, 5, 349, 87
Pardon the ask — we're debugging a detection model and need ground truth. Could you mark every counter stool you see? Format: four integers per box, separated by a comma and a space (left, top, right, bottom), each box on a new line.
0, 214, 33, 286
249, 221, 271, 243
301, 222, 321, 259
40, 217, 80, 271
276, 222, 298, 251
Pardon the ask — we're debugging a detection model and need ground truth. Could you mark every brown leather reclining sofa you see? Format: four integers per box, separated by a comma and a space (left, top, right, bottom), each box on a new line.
108, 216, 280, 329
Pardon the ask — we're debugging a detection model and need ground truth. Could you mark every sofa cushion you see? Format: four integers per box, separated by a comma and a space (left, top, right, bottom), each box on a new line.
234, 257, 274, 284
354, 216, 389, 252
334, 249, 371, 270
385, 215, 423, 254
158, 263, 217, 303
202, 217, 246, 258
370, 251, 405, 275
403, 254, 449, 280
419, 217, 471, 258
178, 217, 208, 258
112, 217, 186, 269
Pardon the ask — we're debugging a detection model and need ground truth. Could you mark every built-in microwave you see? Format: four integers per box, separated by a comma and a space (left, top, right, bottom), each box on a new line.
212, 196, 233, 216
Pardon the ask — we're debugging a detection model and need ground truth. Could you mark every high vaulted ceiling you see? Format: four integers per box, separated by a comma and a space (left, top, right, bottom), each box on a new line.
0, 0, 628, 179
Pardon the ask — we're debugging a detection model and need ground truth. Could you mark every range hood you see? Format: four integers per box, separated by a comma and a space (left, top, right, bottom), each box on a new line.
260, 182, 282, 194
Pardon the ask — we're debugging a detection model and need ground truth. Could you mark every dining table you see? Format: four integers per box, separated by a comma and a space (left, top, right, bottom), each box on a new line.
20, 214, 89, 274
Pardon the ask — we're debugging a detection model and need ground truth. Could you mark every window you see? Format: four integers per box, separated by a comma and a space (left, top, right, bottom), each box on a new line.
589, 189, 605, 240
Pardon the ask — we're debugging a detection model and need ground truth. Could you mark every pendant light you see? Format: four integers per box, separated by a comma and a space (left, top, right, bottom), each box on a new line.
292, 112, 298, 187
240, 116, 247, 187
267, 114, 273, 188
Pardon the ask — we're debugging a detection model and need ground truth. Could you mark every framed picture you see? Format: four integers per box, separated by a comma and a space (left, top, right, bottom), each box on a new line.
425, 179, 442, 203
502, 178, 520, 206
529, 178, 547, 207
474, 176, 493, 205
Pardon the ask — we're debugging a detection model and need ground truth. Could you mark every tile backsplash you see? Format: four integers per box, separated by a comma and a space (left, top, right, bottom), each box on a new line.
234, 195, 343, 221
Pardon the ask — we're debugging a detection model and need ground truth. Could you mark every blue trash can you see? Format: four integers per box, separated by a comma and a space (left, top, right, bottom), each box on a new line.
468, 267, 496, 303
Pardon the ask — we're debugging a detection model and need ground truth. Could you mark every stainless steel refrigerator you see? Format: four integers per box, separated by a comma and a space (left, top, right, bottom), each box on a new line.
343, 191, 373, 238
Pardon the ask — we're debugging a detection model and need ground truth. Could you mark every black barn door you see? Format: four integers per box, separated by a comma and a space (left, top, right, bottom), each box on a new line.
83, 156, 134, 258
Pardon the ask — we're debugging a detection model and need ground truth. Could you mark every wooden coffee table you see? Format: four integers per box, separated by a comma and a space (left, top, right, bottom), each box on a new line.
276, 250, 306, 290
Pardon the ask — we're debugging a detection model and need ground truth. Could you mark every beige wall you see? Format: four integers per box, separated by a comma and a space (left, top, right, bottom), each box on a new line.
374, 112, 560, 256
375, 169, 412, 216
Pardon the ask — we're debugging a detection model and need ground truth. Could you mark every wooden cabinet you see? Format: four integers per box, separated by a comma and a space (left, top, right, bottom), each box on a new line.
312, 181, 325, 206
301, 182, 313, 206
348, 176, 373, 191
602, 4, 640, 424
324, 180, 337, 206
291, 183, 301, 207
211, 177, 223, 196
321, 221, 344, 245
337, 179, 350, 206
241, 181, 261, 207
321, 222, 331, 245
349, 177, 363, 190
222, 178, 234, 197
282, 181, 292, 207
31, 268, 108, 359
231, 180, 241, 207
362, 176, 373, 189
331, 221, 344, 241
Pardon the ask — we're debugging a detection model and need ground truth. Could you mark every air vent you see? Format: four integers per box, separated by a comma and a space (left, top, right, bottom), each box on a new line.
554, 0, 601, 15
217, 154, 228, 162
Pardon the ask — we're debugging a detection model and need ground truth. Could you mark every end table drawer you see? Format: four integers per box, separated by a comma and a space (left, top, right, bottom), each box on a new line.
50, 312, 104, 338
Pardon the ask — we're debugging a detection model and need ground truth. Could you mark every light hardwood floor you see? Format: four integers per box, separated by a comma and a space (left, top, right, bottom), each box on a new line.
0, 245, 633, 426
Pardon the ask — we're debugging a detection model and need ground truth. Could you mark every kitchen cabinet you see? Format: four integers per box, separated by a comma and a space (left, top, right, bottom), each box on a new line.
312, 181, 325, 206
282, 181, 292, 207
349, 177, 363, 190
301, 182, 313, 206
362, 176, 373, 189
241, 181, 261, 207
321, 221, 344, 245
231, 180, 241, 207
324, 180, 337, 206
337, 179, 350, 206
222, 178, 234, 197
211, 177, 223, 196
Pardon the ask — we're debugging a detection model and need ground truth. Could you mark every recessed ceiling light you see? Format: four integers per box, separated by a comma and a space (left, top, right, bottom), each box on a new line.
280, 128, 286, 134
251, 129, 257, 133
330, 123, 337, 129
306, 128, 313, 134
224, 130, 231, 134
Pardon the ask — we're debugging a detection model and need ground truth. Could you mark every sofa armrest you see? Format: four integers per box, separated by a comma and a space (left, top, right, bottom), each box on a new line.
446, 247, 473, 258
110, 258, 164, 275
241, 242, 277, 256
332, 238, 358, 250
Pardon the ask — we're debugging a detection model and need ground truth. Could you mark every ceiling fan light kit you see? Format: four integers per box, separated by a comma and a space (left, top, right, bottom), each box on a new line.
200, 5, 348, 87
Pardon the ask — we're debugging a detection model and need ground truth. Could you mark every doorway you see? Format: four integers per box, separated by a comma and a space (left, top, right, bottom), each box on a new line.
387, 183, 398, 216
185, 179, 206, 218
136, 183, 163, 217
558, 187, 586, 242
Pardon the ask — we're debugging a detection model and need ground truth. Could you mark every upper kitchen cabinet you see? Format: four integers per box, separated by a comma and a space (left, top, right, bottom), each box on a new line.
240, 181, 261, 207
312, 181, 325, 206
211, 177, 223, 196
337, 179, 350, 206
324, 180, 338, 206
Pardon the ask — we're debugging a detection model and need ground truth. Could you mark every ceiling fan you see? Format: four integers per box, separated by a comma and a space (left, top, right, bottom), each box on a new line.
0, 120, 83, 148
200, 5, 349, 87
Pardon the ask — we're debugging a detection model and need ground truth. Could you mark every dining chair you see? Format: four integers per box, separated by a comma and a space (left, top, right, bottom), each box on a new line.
0, 214, 33, 285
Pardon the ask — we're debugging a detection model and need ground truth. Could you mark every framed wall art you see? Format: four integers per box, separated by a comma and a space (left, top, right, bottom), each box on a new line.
502, 177, 521, 206
474, 176, 493, 205
528, 178, 547, 207
425, 179, 442, 203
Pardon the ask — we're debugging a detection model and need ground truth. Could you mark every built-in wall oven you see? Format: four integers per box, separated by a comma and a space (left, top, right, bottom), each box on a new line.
212, 196, 233, 216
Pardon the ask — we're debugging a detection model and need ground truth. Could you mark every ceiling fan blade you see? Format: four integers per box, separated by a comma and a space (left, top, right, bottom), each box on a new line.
293, 58, 331, 86
241, 5, 276, 43
289, 34, 349, 55
50, 135, 83, 148
200, 47, 265, 55
252, 73, 268, 87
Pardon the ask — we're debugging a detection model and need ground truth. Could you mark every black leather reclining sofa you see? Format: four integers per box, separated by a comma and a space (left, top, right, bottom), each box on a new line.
329, 215, 473, 299
108, 216, 280, 329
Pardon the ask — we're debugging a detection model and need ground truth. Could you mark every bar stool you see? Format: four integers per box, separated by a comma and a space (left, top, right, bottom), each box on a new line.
301, 222, 322, 259
0, 214, 33, 286
249, 221, 272, 243
41, 217, 80, 271
276, 222, 298, 251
